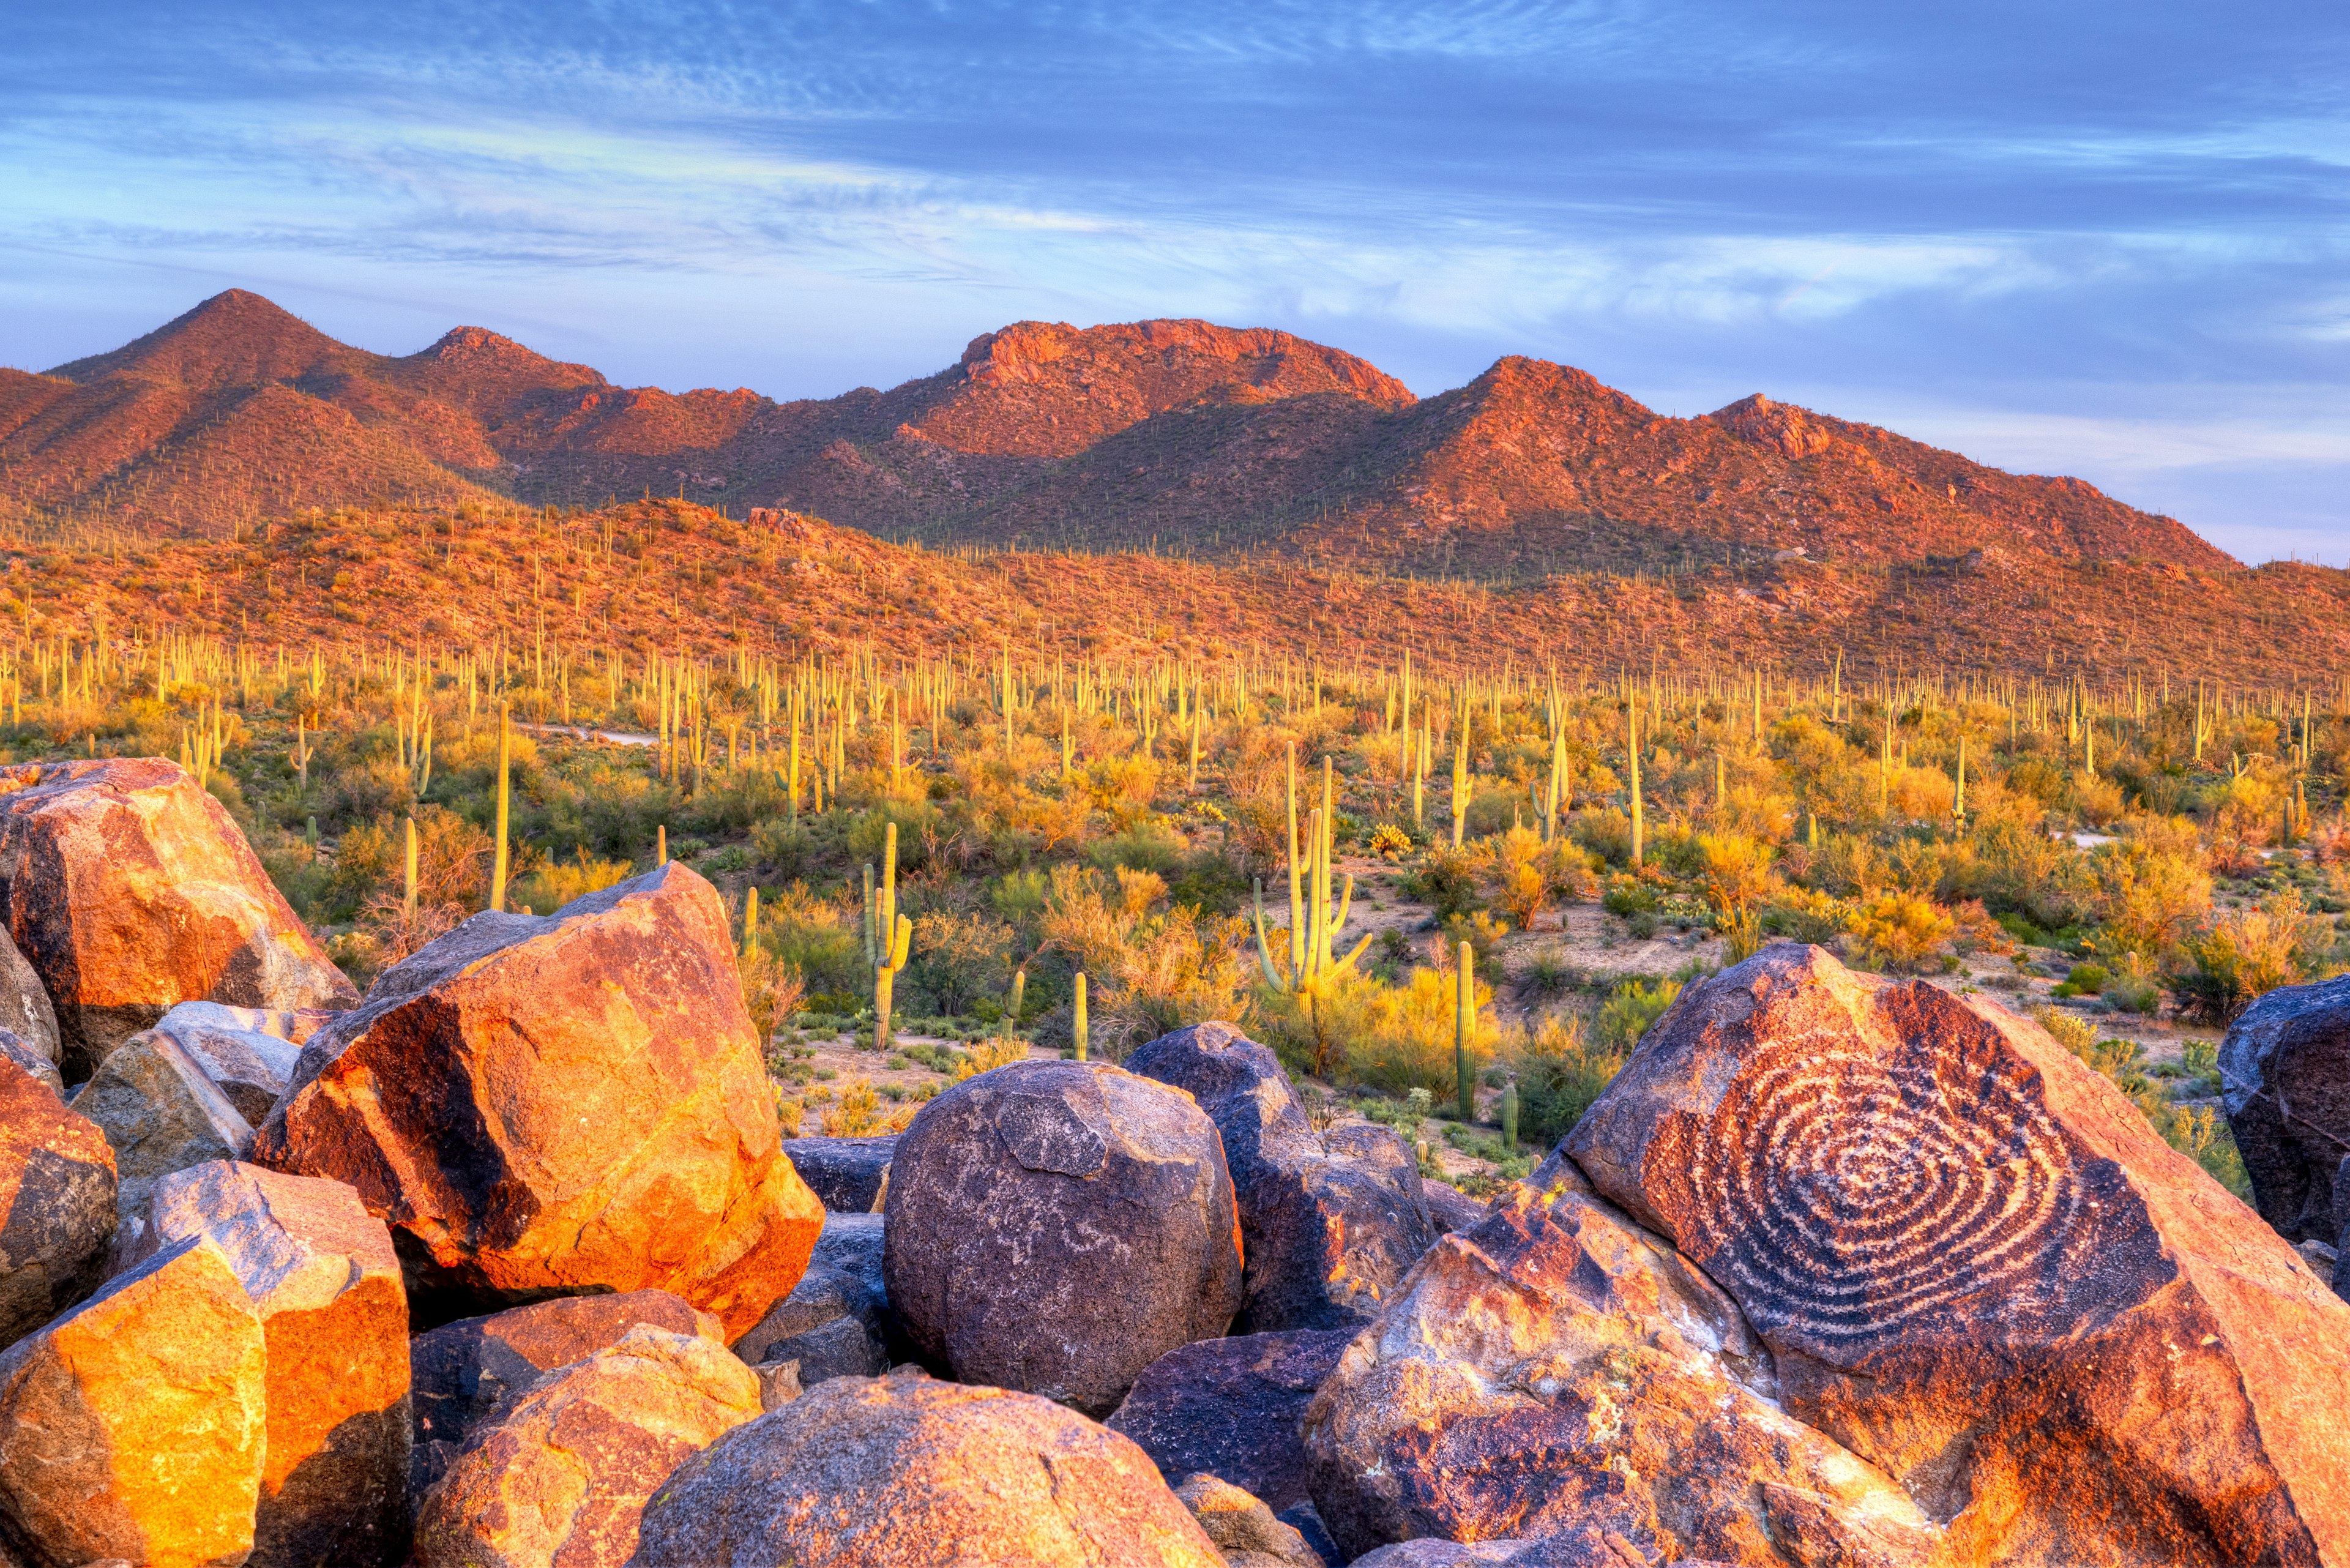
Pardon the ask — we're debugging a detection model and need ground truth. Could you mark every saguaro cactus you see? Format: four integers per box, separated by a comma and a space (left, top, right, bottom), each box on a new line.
1253, 750, 1374, 1001
1455, 939, 1476, 1123
490, 704, 512, 912
871, 910, 912, 1053
1072, 972, 1089, 1062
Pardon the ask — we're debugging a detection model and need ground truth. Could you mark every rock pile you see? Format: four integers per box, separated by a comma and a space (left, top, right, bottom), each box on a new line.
6, 763, 2350, 1568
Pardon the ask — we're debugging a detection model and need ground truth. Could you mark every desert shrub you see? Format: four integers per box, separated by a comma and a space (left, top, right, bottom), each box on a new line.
909, 911, 1015, 1014
1848, 890, 1957, 972
509, 848, 634, 917
1512, 1010, 1628, 1148
2169, 889, 2332, 1023
1595, 975, 1682, 1054
738, 946, 807, 1043
1332, 963, 1500, 1099
2032, 1005, 2248, 1196
761, 881, 867, 998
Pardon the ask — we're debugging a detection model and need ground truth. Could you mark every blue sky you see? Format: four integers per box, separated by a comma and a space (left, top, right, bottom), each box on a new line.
5, 1, 2346, 564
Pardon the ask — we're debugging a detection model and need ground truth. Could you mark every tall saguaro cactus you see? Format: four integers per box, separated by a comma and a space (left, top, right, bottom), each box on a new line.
1253, 749, 1375, 1009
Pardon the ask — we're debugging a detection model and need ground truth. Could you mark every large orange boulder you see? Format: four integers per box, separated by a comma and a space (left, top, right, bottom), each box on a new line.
0, 758, 356, 1080
1566, 944, 2350, 1567
0, 1233, 269, 1568
111, 1160, 409, 1568
629, 1367, 1226, 1566
416, 1324, 762, 1568
0, 1053, 116, 1349
253, 863, 820, 1336
882, 1059, 1244, 1416
1304, 1154, 1939, 1565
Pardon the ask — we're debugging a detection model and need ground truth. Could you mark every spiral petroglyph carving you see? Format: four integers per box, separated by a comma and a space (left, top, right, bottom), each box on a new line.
1678, 1038, 2086, 1341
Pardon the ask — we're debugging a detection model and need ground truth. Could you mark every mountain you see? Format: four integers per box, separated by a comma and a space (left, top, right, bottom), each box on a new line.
2, 291, 2237, 573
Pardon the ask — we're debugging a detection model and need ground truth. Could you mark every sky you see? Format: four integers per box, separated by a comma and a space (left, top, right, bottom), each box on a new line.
4, 1, 2346, 564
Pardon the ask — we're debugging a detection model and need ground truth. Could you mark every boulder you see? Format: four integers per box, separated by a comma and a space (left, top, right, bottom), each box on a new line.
73, 1027, 253, 1230
733, 1212, 892, 1384
0, 1027, 61, 1099
882, 1058, 1242, 1416
1107, 1328, 1355, 1511
253, 864, 822, 1335
0, 1054, 116, 1349
1127, 1021, 1433, 1331
416, 1324, 761, 1568
2220, 973, 2350, 1246
1567, 944, 2350, 1567
0, 927, 59, 1069
1421, 1178, 1491, 1234
1304, 1154, 1939, 1565
780, 1133, 897, 1211
409, 1288, 723, 1505
109, 1160, 408, 1568
0, 1233, 268, 1568
142, 1000, 328, 1125
1173, 1473, 1324, 1568
629, 1367, 1225, 1566
1351, 1537, 1718, 1567
0, 757, 356, 1080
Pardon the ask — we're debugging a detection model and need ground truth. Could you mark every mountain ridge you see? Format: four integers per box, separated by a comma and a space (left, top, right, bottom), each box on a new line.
3, 289, 2237, 574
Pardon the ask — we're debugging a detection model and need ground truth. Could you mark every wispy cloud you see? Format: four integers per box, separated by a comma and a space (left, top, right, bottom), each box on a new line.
2, 0, 2346, 560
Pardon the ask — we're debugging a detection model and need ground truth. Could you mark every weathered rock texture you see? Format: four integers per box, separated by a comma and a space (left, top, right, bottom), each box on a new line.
74, 1027, 253, 1228
0, 1028, 61, 1097
106, 1160, 408, 1568
0, 757, 356, 1078
630, 1367, 1226, 1567
0, 928, 59, 1069
0, 1234, 268, 1568
1174, 1473, 1324, 1568
1108, 1328, 1354, 1512
2221, 973, 2350, 1252
780, 1133, 897, 1211
417, 1323, 761, 1568
1351, 1536, 1712, 1567
409, 1289, 722, 1506
883, 1058, 1242, 1415
1127, 1021, 1432, 1331
0, 1054, 116, 1349
143, 1000, 326, 1124
253, 864, 821, 1335
733, 1210, 892, 1383
1305, 1155, 1938, 1565
1567, 944, 2350, 1567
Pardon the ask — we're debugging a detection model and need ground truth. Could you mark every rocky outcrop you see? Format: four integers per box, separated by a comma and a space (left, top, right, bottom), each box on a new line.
0, 757, 356, 1078
416, 1324, 761, 1568
882, 1058, 1242, 1415
1351, 1536, 1712, 1567
409, 1288, 723, 1505
0, 1233, 269, 1568
629, 1367, 1226, 1566
73, 1026, 253, 1228
1304, 1154, 1938, 1565
2221, 973, 2350, 1258
1421, 1178, 1491, 1234
0, 1053, 116, 1349
1107, 1328, 1354, 1512
141, 1000, 327, 1124
1567, 944, 2350, 1567
0, 928, 59, 1070
1173, 1473, 1325, 1568
110, 1160, 409, 1568
734, 1209, 892, 1383
253, 864, 822, 1335
1127, 1021, 1433, 1331
780, 1133, 896, 1211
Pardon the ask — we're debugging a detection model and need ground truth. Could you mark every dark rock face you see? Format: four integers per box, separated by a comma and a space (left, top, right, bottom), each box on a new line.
1173, 1473, 1324, 1568
1304, 1159, 1933, 1566
408, 1288, 723, 1504
780, 1134, 897, 1211
0, 757, 356, 1080
1567, 944, 2350, 1568
0, 1052, 116, 1349
2221, 973, 2350, 1249
415, 1324, 760, 1568
1106, 1328, 1355, 1511
0, 1026, 62, 1097
253, 864, 822, 1337
732, 1248, 890, 1385
1127, 1021, 1434, 1332
882, 1059, 1242, 1416
0, 927, 59, 1070
1420, 1178, 1491, 1234
629, 1367, 1225, 1567
111, 1160, 409, 1568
